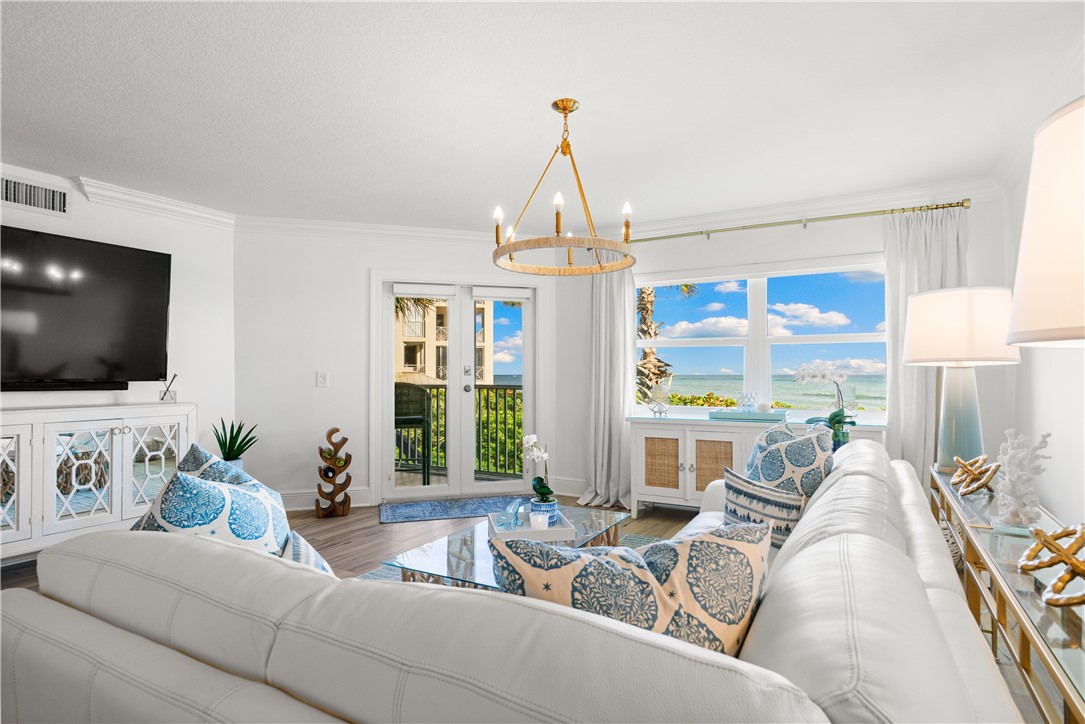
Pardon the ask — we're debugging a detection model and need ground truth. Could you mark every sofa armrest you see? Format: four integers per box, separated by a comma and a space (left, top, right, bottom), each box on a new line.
701, 479, 727, 512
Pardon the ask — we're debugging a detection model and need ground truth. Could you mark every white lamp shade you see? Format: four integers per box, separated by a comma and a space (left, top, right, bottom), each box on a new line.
1007, 97, 1084, 347
903, 287, 1021, 367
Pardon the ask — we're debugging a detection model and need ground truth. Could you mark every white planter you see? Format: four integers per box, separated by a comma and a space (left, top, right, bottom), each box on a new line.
225, 458, 244, 471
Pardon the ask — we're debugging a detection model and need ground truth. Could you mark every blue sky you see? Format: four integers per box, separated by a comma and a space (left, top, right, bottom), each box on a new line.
640, 271, 888, 376
491, 301, 524, 377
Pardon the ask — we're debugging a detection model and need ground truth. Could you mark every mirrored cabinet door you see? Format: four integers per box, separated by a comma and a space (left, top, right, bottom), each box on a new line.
0, 426, 33, 543
44, 420, 123, 535
124, 418, 183, 519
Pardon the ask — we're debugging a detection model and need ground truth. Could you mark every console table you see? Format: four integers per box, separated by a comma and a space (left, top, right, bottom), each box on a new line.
930, 467, 1084, 724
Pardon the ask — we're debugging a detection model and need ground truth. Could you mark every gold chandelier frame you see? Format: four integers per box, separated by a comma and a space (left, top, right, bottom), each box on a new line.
493, 99, 636, 276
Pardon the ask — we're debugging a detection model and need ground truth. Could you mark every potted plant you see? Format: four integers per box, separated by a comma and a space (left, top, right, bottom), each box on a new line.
805, 408, 857, 452
523, 435, 559, 524
795, 363, 855, 451
213, 419, 258, 470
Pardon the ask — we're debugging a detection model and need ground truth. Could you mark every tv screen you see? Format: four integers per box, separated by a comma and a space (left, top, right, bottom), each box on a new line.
1, 226, 171, 390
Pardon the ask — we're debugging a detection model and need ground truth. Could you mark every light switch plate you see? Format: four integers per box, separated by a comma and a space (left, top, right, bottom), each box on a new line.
316, 371, 329, 388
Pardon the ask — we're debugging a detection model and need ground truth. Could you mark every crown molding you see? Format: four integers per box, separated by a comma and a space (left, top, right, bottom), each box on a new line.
76, 177, 235, 231
593, 177, 1004, 241
233, 214, 492, 246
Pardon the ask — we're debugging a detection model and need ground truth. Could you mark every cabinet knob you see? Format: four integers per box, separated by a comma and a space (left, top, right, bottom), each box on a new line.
111, 427, 122, 435
122, 426, 132, 434
678, 462, 685, 472
689, 464, 696, 473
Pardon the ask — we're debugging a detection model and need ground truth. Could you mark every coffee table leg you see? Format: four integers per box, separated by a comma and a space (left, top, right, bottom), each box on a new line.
584, 528, 620, 547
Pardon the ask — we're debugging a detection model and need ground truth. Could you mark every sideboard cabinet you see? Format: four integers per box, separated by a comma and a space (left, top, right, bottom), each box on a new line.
628, 414, 886, 517
1, 402, 197, 559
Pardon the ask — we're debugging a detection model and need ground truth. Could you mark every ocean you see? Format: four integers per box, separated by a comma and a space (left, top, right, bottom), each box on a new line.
668, 374, 887, 410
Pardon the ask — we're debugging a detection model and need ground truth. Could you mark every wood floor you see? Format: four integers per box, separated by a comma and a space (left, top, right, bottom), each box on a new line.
0, 496, 695, 588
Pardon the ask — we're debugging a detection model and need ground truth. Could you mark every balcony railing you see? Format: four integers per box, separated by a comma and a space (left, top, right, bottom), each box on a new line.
394, 384, 523, 480
402, 320, 424, 338
436, 326, 448, 341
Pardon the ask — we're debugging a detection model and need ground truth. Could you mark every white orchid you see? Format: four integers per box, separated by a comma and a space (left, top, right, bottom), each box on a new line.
522, 435, 549, 463
793, 362, 848, 410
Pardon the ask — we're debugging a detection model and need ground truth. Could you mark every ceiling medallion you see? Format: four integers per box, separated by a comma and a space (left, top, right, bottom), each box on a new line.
492, 98, 636, 276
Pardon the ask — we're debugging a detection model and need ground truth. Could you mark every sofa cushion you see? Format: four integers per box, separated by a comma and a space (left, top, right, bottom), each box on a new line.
132, 470, 285, 556
748, 428, 834, 497
488, 522, 770, 655
268, 570, 827, 723
283, 530, 335, 575
739, 534, 975, 723
35, 531, 336, 682
723, 467, 805, 547
744, 420, 798, 473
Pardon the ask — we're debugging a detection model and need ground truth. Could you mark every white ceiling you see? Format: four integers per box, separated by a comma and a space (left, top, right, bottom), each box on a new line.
2, 2, 1081, 234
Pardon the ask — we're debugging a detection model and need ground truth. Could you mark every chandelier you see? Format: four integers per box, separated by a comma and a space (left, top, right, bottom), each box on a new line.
492, 98, 636, 276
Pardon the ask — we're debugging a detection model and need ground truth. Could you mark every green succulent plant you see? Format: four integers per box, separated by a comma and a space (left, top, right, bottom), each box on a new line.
213, 419, 259, 461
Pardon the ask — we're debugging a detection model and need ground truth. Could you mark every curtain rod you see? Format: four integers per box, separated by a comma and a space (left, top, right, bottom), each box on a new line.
630, 197, 971, 244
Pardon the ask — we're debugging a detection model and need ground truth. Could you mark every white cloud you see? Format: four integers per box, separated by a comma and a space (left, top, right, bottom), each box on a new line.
719, 367, 739, 374
659, 316, 749, 338
713, 280, 745, 294
769, 302, 850, 328
700, 302, 726, 311
843, 269, 885, 283
776, 367, 797, 376
494, 317, 510, 326
493, 351, 516, 363
875, 320, 886, 332
767, 315, 794, 336
775, 357, 886, 376
493, 331, 522, 364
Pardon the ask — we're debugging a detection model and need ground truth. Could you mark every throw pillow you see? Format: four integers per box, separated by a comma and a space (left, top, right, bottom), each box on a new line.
744, 420, 797, 475
131, 471, 285, 556
723, 467, 804, 548
282, 530, 335, 575
176, 443, 289, 553
747, 427, 834, 498
489, 522, 770, 655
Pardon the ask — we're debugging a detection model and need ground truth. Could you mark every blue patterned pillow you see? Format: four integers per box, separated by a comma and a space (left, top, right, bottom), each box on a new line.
748, 428, 833, 498
488, 522, 770, 655
282, 530, 334, 575
723, 467, 805, 548
131, 471, 284, 556
744, 421, 797, 476
174, 443, 288, 553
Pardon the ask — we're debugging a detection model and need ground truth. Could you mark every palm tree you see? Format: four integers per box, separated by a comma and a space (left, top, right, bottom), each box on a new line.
636, 284, 698, 402
393, 297, 438, 320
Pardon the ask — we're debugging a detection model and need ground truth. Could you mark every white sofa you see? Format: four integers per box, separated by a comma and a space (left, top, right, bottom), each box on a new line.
1, 441, 1020, 723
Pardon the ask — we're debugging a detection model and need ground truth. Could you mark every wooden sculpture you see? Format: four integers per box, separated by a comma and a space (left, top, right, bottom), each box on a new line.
1018, 524, 1085, 607
315, 427, 352, 518
951, 455, 1000, 496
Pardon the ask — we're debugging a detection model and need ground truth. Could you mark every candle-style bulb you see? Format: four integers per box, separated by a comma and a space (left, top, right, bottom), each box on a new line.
494, 206, 504, 225
622, 202, 632, 220
554, 192, 565, 212
506, 225, 515, 242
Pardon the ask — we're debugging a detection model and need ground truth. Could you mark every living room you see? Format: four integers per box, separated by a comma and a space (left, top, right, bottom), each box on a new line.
1, 3, 1082, 723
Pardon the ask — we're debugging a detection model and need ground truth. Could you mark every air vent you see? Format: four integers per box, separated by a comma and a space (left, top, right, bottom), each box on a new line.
2, 177, 68, 216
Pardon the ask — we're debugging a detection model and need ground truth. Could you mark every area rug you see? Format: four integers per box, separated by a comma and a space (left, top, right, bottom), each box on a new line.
357, 532, 664, 581
379, 495, 529, 523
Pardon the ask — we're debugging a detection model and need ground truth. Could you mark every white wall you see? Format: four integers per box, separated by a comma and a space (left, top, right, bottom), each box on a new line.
0, 164, 236, 446
232, 221, 564, 507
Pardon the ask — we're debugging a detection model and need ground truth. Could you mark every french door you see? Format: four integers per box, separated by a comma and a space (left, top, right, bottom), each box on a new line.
385, 283, 534, 501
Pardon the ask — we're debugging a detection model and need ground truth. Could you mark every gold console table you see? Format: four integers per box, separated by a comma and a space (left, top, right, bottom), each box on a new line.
930, 467, 1083, 724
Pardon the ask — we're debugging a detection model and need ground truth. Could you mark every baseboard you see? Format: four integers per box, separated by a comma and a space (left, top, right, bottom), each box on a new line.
548, 476, 589, 498
280, 487, 373, 511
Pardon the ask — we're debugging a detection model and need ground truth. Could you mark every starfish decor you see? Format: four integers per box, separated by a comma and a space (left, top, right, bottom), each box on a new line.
1018, 524, 1085, 607
951, 455, 1001, 496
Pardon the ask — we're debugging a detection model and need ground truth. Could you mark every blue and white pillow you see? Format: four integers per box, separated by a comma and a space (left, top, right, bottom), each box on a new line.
747, 428, 834, 498
744, 421, 797, 475
282, 530, 334, 575
723, 467, 805, 548
132, 471, 284, 556
175, 443, 289, 553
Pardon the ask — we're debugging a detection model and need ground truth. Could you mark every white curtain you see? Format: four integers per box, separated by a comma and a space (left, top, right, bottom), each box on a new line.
884, 208, 968, 475
579, 268, 635, 508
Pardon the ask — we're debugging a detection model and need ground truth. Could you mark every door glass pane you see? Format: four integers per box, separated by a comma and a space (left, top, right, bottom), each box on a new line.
767, 270, 885, 335
476, 299, 523, 481
131, 423, 179, 506
771, 342, 888, 411
54, 429, 112, 521
393, 296, 446, 488
1, 435, 19, 531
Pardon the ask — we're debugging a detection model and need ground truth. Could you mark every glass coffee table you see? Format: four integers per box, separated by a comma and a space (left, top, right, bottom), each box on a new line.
381, 505, 630, 589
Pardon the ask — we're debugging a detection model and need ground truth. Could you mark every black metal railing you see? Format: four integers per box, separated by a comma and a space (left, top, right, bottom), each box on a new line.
394, 384, 523, 479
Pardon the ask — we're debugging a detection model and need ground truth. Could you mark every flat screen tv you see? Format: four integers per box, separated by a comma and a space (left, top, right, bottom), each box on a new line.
1, 226, 171, 390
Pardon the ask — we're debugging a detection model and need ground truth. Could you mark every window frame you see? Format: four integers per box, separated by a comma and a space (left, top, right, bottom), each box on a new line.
634, 257, 887, 416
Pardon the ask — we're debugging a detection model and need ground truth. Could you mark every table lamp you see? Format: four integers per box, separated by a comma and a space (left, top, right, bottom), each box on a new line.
1006, 96, 1084, 347
903, 287, 1021, 471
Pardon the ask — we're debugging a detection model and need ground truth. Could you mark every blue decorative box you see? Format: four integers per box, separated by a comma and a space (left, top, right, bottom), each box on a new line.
707, 409, 791, 422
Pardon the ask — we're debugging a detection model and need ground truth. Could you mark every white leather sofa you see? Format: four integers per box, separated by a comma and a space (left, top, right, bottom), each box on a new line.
1, 441, 1020, 723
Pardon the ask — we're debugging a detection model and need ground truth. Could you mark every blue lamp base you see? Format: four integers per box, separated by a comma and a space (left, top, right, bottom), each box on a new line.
936, 366, 984, 472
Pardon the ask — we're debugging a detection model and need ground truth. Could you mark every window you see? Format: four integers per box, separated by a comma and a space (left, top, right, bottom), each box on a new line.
403, 343, 424, 371
635, 268, 887, 412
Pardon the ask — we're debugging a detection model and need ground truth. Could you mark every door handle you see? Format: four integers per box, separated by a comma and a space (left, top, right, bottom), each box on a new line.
689, 464, 696, 473
678, 462, 685, 472
122, 426, 132, 434
464, 384, 472, 392
111, 427, 122, 435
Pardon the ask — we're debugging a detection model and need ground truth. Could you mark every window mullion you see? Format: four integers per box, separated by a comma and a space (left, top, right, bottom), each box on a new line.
747, 278, 770, 404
